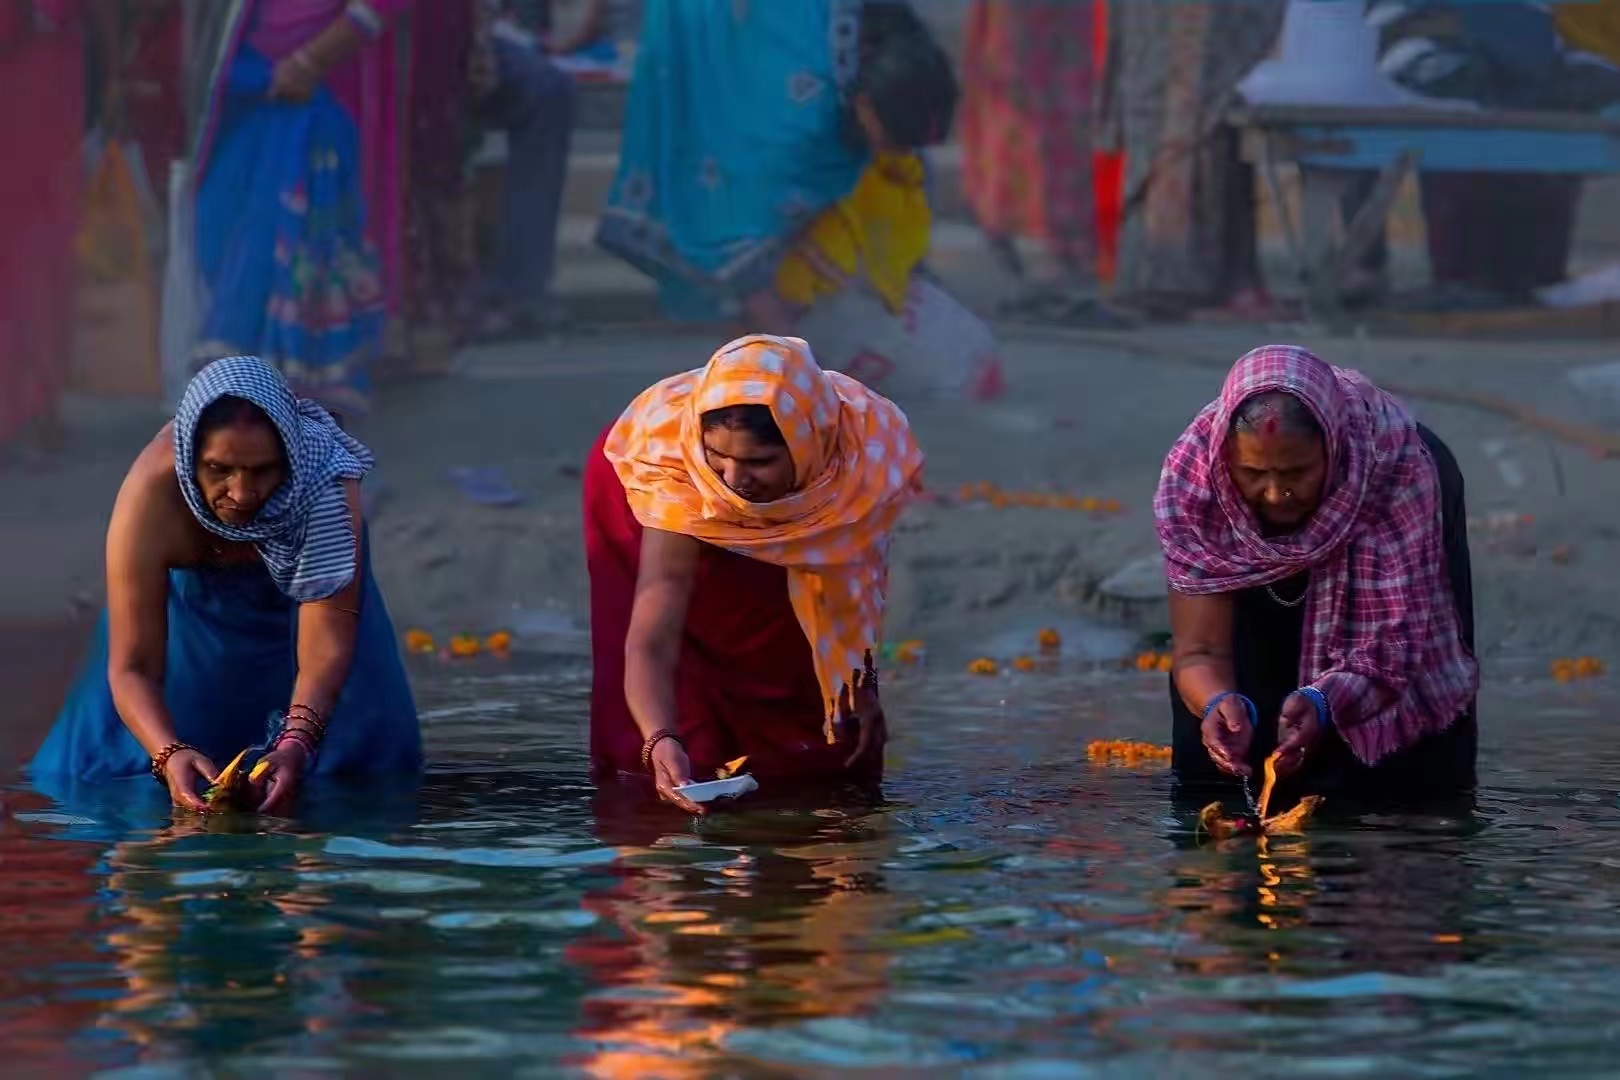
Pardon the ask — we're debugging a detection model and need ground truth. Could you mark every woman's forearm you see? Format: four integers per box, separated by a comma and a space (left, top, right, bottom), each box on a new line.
289, 609, 359, 726
1172, 654, 1237, 719
623, 639, 680, 744
108, 669, 181, 758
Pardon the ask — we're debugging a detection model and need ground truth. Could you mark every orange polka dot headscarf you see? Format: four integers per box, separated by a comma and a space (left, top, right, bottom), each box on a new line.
603, 335, 925, 728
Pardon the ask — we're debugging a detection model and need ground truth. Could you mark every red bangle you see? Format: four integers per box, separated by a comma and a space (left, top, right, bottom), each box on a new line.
640, 728, 681, 773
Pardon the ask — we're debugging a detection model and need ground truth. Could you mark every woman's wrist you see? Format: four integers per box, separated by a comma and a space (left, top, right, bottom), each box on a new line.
1293, 686, 1332, 730
640, 728, 682, 773
149, 741, 195, 782
1202, 690, 1257, 726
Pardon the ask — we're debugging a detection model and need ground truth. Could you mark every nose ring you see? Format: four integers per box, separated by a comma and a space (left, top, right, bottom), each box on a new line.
1283, 488, 1294, 500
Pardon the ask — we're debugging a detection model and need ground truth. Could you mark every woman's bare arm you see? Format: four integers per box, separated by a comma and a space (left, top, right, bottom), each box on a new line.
1169, 588, 1238, 718
105, 457, 181, 759
286, 481, 365, 728
623, 528, 700, 742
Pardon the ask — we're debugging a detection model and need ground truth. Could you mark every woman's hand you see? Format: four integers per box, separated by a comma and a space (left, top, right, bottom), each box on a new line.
269, 49, 324, 103
1273, 693, 1322, 779
162, 748, 217, 812
252, 740, 309, 815
1201, 694, 1255, 778
835, 653, 888, 769
650, 738, 705, 816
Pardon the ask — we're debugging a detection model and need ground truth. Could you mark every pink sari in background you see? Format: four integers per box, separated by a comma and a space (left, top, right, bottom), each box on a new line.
196, 0, 410, 316
0, 0, 84, 447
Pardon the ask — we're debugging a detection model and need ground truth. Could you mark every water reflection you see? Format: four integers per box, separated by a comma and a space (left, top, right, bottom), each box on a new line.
1, 666, 1619, 1072
569, 788, 900, 1076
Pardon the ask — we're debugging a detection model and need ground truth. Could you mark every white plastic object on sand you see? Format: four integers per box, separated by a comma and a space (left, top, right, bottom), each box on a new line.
674, 774, 760, 804
794, 273, 1003, 403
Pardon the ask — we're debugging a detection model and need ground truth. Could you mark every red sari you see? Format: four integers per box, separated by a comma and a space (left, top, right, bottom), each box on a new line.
584, 427, 862, 784
0, 1, 83, 447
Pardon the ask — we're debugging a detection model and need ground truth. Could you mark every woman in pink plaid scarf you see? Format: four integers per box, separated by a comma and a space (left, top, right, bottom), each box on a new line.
1155, 345, 1480, 806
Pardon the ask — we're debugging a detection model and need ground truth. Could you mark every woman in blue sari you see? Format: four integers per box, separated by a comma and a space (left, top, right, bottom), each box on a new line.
595, 0, 957, 327
30, 356, 420, 813
186, 0, 409, 417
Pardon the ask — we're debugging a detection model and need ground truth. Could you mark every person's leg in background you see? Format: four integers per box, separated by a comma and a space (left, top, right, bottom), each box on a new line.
478, 35, 577, 339
1486, 174, 1581, 298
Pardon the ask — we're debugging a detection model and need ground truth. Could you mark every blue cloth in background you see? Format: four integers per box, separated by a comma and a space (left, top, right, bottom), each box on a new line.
595, 0, 867, 319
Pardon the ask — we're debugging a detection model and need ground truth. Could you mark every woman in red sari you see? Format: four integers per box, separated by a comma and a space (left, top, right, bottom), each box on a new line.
0, 0, 84, 455
584, 334, 924, 814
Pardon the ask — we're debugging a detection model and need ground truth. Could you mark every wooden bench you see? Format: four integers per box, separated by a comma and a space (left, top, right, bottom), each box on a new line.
1229, 102, 1620, 326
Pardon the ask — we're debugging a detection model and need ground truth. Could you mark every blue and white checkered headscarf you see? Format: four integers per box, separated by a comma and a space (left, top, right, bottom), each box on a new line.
174, 356, 374, 601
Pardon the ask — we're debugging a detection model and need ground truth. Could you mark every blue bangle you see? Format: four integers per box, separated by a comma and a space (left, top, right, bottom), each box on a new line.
1295, 686, 1332, 730
1203, 691, 1257, 727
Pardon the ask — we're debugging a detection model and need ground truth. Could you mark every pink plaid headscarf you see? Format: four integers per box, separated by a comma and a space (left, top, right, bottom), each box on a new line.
1155, 345, 1479, 765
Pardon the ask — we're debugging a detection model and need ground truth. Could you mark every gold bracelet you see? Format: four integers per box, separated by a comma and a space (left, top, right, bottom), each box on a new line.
150, 741, 195, 783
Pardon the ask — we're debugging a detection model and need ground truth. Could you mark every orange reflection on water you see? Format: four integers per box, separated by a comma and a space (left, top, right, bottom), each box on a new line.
566, 804, 901, 1078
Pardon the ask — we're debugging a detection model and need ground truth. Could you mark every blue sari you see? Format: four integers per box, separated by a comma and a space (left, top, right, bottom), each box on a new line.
594, 0, 868, 320
192, 47, 384, 416
28, 532, 421, 793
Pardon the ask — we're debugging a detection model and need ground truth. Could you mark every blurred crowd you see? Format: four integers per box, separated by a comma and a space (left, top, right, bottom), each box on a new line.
4, 0, 1620, 451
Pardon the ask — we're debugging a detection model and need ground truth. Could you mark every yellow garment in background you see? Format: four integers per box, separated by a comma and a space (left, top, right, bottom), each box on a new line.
1555, 0, 1620, 64
774, 151, 932, 313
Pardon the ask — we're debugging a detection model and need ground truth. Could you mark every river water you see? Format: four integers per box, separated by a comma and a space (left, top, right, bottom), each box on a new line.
4, 646, 1620, 1077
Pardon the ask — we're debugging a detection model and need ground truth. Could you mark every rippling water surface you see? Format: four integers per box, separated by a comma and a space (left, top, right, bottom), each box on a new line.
6, 646, 1620, 1077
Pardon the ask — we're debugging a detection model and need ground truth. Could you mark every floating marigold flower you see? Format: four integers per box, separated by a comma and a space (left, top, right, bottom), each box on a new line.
1551, 658, 1578, 682
1080, 496, 1101, 512
404, 629, 435, 654
1012, 655, 1037, 672
895, 639, 926, 664
449, 634, 482, 658
1134, 652, 1157, 671
484, 630, 513, 654
1574, 656, 1605, 678
1086, 739, 1173, 767
967, 658, 999, 675
1037, 627, 1062, 650
1155, 653, 1174, 673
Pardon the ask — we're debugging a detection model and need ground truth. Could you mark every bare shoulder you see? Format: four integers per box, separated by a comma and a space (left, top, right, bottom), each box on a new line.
108, 425, 191, 562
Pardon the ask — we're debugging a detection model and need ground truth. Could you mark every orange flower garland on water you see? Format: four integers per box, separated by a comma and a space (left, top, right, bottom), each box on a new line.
1552, 657, 1605, 682
1131, 651, 1174, 672
1086, 740, 1173, 766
